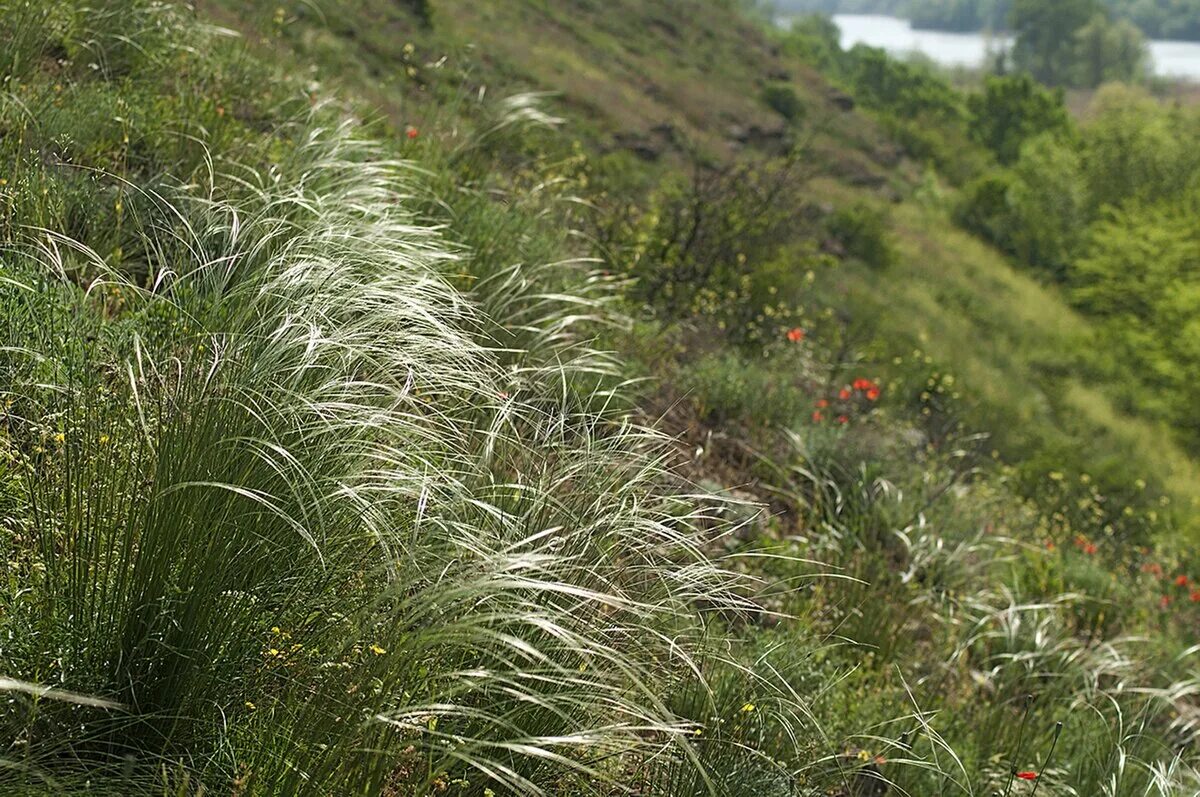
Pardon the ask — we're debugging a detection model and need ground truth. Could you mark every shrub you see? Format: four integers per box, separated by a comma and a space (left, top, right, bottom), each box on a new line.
826, 202, 896, 269
967, 74, 1072, 166
681, 351, 807, 428
762, 81, 806, 123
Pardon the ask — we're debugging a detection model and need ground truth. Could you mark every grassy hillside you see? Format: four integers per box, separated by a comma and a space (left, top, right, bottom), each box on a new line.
4, 1, 1200, 795
217, 0, 1200, 520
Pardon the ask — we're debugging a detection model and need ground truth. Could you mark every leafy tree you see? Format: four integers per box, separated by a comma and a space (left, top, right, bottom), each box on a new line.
1080, 84, 1200, 212
1011, 0, 1104, 84
847, 46, 963, 119
1005, 133, 1087, 277
967, 74, 1071, 165
1072, 192, 1200, 441
956, 133, 1085, 277
779, 13, 844, 74
1072, 13, 1148, 87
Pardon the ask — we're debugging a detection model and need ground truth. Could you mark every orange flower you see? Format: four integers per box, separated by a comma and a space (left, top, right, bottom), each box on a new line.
787, 328, 806, 343
852, 378, 874, 391
812, 411, 824, 423
839, 388, 852, 400
816, 399, 830, 409
406, 126, 420, 139
1083, 543, 1097, 556
1045, 540, 1056, 551
1176, 575, 1190, 588
866, 388, 881, 401
837, 415, 849, 425
1016, 772, 1038, 781
1191, 590, 1200, 603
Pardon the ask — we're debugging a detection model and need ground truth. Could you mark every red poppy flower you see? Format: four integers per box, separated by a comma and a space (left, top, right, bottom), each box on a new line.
837, 415, 849, 425
406, 126, 420, 139
787, 328, 806, 343
866, 388, 881, 401
816, 399, 830, 409
852, 378, 873, 391
1191, 590, 1200, 603
1016, 772, 1038, 781
836, 388, 849, 400
812, 411, 824, 423
1176, 575, 1190, 588
1084, 543, 1098, 556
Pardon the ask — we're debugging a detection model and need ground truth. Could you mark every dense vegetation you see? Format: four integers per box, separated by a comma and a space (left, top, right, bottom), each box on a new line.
4, 1, 1200, 795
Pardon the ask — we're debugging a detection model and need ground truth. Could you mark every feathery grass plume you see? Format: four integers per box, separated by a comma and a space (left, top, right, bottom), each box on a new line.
0, 84, 821, 794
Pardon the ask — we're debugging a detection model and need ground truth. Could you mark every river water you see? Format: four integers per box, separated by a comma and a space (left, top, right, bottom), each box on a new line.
778, 13, 1200, 81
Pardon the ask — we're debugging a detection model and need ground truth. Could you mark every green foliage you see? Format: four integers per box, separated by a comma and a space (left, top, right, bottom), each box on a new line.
1072, 12, 1148, 86
1072, 191, 1200, 445
1079, 84, 1200, 212
1006, 0, 1148, 87
0, 5, 814, 794
778, 12, 843, 71
967, 74, 1071, 165
611, 151, 815, 345
1012, 0, 1105, 85
845, 45, 963, 120
1115, 0, 1200, 38
957, 132, 1086, 277
680, 351, 809, 428
761, 81, 806, 122
826, 201, 897, 269
10, 1, 1200, 796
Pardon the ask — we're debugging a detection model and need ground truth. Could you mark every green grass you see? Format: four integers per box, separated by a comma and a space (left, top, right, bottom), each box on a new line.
0, 5, 812, 793
5, 1, 1200, 795
809, 194, 1200, 529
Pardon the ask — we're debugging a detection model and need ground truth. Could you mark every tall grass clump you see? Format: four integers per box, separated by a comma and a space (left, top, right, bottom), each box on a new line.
0, 4, 814, 783
0, 3, 841, 792
0, 100, 834, 793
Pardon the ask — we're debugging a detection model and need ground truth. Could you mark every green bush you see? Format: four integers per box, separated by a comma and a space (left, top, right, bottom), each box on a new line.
967, 74, 1072, 166
826, 202, 896, 269
680, 351, 807, 428
762, 81, 806, 123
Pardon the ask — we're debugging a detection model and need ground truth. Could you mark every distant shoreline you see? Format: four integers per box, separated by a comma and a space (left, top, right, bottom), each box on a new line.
779, 12, 1200, 82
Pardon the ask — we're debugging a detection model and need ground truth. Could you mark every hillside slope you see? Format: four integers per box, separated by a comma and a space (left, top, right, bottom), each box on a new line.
5, 2, 1200, 795
203, 0, 1200, 522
